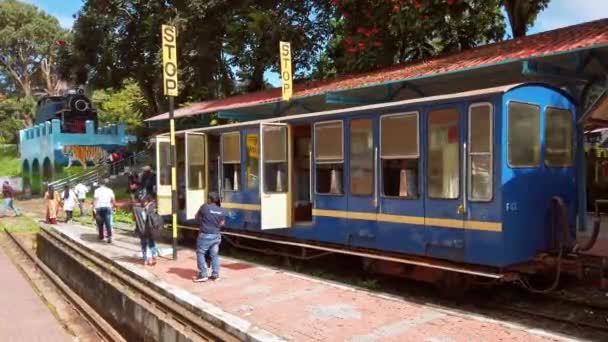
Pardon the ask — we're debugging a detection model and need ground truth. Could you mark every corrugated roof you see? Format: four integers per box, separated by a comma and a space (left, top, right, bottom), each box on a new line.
147, 18, 608, 122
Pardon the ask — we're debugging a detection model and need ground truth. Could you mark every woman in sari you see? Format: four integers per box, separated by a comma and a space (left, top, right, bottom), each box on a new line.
44, 185, 61, 224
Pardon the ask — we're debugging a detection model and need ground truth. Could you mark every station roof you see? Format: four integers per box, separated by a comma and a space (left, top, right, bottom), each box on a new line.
146, 18, 608, 125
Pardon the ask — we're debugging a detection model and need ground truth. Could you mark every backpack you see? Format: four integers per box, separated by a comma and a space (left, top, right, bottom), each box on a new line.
145, 206, 164, 239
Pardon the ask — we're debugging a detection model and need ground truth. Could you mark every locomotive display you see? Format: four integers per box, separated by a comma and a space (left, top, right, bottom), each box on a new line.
34, 89, 98, 133
155, 82, 594, 284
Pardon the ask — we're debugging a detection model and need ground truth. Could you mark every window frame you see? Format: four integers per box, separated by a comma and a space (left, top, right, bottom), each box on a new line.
426, 106, 461, 200
186, 133, 206, 191
379, 111, 420, 200
507, 101, 541, 168
349, 117, 374, 197
467, 102, 493, 202
245, 132, 260, 190
261, 125, 289, 194
221, 131, 242, 192
313, 120, 345, 196
543, 106, 573, 168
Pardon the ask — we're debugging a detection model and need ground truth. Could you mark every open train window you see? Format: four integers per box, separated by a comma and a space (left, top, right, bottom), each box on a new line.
221, 132, 241, 191
315, 121, 344, 195
158, 140, 171, 186
350, 119, 373, 196
427, 108, 460, 199
545, 107, 573, 167
262, 126, 288, 193
187, 134, 205, 190
246, 133, 259, 190
468, 103, 493, 202
508, 102, 540, 168
380, 112, 419, 198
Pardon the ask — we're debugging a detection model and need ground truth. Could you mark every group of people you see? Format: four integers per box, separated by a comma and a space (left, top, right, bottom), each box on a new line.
44, 180, 116, 244
131, 188, 226, 283
43, 182, 90, 224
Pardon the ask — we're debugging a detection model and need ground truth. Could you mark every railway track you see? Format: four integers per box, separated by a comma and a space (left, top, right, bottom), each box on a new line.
3, 229, 126, 342
38, 226, 239, 342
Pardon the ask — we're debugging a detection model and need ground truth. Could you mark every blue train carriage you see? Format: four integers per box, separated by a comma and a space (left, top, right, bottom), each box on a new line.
156, 82, 578, 281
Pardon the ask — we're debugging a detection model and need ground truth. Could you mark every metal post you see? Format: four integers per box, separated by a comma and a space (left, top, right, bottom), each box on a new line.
169, 96, 178, 260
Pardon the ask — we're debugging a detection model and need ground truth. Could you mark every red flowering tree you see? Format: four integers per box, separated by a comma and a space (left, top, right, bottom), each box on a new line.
328, 0, 506, 73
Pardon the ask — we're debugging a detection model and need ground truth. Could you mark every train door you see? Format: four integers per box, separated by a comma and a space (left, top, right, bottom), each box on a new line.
424, 105, 466, 260
155, 135, 172, 215
260, 123, 292, 229
346, 115, 378, 224
185, 132, 207, 219
378, 111, 426, 254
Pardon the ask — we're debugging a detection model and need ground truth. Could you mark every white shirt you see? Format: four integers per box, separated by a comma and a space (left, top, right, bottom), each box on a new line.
62, 190, 78, 211
74, 183, 88, 200
94, 186, 115, 209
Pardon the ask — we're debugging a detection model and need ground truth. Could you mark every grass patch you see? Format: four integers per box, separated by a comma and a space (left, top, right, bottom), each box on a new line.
0, 215, 40, 233
0, 144, 21, 177
72, 208, 134, 226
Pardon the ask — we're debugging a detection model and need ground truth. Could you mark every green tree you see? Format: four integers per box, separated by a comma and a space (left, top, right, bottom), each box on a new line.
91, 79, 148, 134
0, 0, 68, 98
328, 0, 506, 73
0, 95, 35, 142
502, 0, 550, 38
224, 0, 332, 92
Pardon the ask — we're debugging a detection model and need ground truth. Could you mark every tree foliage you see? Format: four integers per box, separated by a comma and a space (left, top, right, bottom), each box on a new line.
91, 79, 148, 134
0, 95, 35, 143
502, 0, 550, 38
0, 0, 68, 97
327, 0, 506, 73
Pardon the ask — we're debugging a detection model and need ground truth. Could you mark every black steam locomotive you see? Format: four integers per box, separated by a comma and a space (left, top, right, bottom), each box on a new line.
34, 89, 98, 133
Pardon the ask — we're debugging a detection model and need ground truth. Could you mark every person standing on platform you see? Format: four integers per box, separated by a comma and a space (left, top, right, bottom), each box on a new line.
74, 182, 89, 215
139, 165, 156, 199
133, 195, 161, 266
1, 181, 21, 217
44, 185, 61, 224
62, 183, 78, 224
193, 192, 225, 282
93, 179, 115, 243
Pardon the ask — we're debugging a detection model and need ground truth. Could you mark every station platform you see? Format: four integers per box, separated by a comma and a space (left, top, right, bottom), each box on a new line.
0, 241, 73, 341
44, 223, 572, 342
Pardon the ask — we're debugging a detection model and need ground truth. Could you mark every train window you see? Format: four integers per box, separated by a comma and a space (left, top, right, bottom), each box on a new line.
158, 141, 171, 186
221, 132, 241, 191
262, 126, 288, 193
508, 102, 540, 168
350, 119, 373, 196
187, 134, 205, 190
380, 113, 419, 198
545, 107, 573, 167
246, 133, 260, 189
427, 108, 460, 199
468, 103, 493, 201
315, 121, 344, 195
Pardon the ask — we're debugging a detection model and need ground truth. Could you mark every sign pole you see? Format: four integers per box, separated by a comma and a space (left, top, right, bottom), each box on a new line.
162, 24, 179, 260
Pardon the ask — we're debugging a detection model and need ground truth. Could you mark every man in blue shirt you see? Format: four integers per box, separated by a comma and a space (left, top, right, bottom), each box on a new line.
193, 192, 226, 282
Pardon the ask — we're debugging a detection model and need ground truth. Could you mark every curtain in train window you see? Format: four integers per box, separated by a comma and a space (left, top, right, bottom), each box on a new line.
221, 132, 241, 191
545, 107, 573, 167
315, 121, 344, 195
380, 113, 419, 198
508, 102, 540, 167
468, 104, 492, 201
350, 119, 373, 196
246, 134, 260, 189
262, 126, 288, 193
158, 141, 171, 186
187, 134, 205, 190
427, 108, 459, 199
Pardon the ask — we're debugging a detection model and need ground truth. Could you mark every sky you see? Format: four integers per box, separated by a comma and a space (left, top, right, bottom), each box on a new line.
22, 0, 608, 86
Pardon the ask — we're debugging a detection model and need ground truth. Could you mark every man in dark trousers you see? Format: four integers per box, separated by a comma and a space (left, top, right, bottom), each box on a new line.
193, 192, 226, 282
1, 181, 21, 217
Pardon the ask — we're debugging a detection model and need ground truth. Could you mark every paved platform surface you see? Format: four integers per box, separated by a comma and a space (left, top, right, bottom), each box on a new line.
46, 223, 576, 342
0, 241, 73, 342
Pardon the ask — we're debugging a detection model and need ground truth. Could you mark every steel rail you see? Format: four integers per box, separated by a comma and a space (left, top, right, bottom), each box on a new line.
40, 227, 239, 342
4, 229, 126, 342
